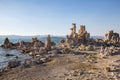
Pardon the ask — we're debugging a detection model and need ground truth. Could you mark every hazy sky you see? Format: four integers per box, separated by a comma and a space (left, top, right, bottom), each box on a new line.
0, 0, 120, 36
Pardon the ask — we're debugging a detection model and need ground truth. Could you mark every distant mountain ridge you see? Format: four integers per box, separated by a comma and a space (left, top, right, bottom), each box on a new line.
91, 36, 104, 39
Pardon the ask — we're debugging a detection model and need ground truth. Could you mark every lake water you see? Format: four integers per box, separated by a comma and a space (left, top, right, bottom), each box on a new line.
0, 37, 65, 69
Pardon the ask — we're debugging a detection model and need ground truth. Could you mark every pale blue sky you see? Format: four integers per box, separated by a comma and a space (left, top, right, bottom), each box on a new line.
0, 0, 120, 36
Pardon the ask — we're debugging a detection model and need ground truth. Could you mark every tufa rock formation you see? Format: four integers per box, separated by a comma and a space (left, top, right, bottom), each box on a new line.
77, 25, 90, 44
66, 23, 90, 47
104, 30, 119, 44
2, 38, 13, 49
45, 35, 51, 50
33, 37, 44, 49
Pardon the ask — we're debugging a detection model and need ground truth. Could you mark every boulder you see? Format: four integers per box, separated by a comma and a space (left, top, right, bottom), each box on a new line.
23, 59, 32, 68
35, 57, 47, 64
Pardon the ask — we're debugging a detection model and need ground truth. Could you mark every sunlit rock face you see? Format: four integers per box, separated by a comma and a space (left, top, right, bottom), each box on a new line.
65, 23, 90, 47
45, 35, 51, 50
104, 30, 119, 44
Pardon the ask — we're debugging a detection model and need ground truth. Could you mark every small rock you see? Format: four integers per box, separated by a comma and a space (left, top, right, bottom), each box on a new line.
5, 54, 14, 57
7, 60, 21, 68
23, 59, 32, 68
106, 67, 111, 72
35, 57, 47, 64
40, 58, 47, 63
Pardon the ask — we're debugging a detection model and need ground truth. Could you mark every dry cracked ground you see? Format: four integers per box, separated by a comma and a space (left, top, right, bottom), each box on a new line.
0, 52, 120, 80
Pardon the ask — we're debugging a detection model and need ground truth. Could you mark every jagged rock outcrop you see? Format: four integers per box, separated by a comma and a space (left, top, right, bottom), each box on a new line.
45, 35, 51, 50
69, 23, 77, 38
104, 30, 119, 44
31, 37, 38, 42
65, 23, 90, 47
99, 46, 120, 57
34, 41, 44, 49
1, 38, 13, 49
77, 25, 90, 44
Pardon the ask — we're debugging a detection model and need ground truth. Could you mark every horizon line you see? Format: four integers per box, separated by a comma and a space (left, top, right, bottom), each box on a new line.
0, 34, 104, 37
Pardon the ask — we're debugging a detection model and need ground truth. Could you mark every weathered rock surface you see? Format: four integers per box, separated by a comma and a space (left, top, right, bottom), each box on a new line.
60, 23, 90, 48
104, 30, 119, 44
99, 46, 120, 57
1, 38, 13, 49
0, 24, 120, 80
45, 35, 51, 50
22, 59, 32, 68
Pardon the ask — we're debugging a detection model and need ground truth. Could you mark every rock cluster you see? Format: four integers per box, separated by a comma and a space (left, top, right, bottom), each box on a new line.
60, 23, 90, 47
104, 30, 119, 44
100, 46, 120, 57
1, 35, 58, 58
1, 38, 13, 49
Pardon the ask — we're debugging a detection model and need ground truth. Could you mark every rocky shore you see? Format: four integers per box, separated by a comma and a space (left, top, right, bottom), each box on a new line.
0, 23, 120, 80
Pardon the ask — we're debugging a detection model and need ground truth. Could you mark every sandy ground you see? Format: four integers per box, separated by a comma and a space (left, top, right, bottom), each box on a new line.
0, 52, 120, 80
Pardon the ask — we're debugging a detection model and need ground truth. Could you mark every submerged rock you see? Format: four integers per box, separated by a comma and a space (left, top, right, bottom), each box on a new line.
7, 60, 21, 68
5, 54, 14, 57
